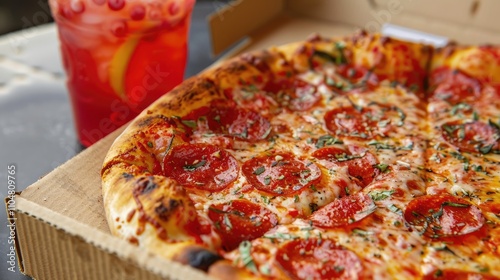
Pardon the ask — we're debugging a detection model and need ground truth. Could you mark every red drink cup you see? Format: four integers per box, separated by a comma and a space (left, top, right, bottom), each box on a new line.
49, 0, 195, 147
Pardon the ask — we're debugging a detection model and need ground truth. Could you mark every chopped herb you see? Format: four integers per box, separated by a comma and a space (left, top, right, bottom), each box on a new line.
409, 84, 419, 92
434, 269, 443, 277
334, 266, 345, 273
264, 176, 271, 186
238, 241, 258, 273
315, 135, 343, 148
183, 160, 207, 171
434, 244, 458, 256
261, 126, 272, 139
463, 157, 470, 171
450, 151, 465, 160
294, 195, 300, 203
473, 111, 479, 121
326, 76, 336, 86
443, 201, 470, 208
346, 97, 363, 112
259, 265, 271, 275
472, 164, 484, 172
310, 185, 318, 192
352, 228, 372, 237
450, 103, 471, 116
369, 190, 394, 201
234, 127, 248, 139
253, 166, 265, 175
477, 266, 490, 273
312, 50, 337, 64
395, 106, 406, 126
374, 163, 389, 173
488, 119, 500, 130
442, 124, 456, 134
335, 153, 363, 162
458, 127, 465, 140
367, 140, 395, 150
450, 151, 470, 170
334, 41, 347, 65
479, 144, 493, 154
261, 195, 270, 204
223, 214, 232, 230
378, 119, 391, 128
388, 204, 403, 215
147, 141, 153, 148
263, 232, 299, 240
181, 119, 197, 128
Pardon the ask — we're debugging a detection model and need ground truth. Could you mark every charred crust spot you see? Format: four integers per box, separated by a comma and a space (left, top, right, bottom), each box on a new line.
155, 199, 181, 221
134, 176, 158, 195
380, 36, 391, 45
128, 236, 139, 245
101, 147, 138, 177
309, 202, 319, 213
241, 52, 272, 73
122, 172, 134, 180
198, 79, 218, 95
307, 33, 323, 42
296, 44, 311, 55
174, 246, 222, 272
217, 61, 249, 75
136, 115, 177, 129
136, 116, 155, 128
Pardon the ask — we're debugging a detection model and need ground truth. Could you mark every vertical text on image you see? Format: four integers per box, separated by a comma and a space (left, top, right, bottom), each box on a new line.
6, 164, 17, 273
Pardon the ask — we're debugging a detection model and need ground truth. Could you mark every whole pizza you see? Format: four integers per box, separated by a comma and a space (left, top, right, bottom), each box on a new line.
101, 31, 500, 279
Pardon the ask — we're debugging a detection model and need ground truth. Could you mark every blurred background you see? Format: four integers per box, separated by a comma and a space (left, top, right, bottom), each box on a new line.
0, 0, 54, 35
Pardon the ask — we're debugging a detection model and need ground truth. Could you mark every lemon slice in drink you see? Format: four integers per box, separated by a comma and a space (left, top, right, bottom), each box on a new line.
109, 37, 140, 101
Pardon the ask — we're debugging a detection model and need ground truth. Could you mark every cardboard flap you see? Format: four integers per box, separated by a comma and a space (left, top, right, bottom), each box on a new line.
287, 0, 500, 44
210, 0, 500, 55
286, 0, 375, 28
209, 0, 285, 55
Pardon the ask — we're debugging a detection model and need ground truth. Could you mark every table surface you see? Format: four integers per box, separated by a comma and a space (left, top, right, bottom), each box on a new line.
0, 2, 226, 279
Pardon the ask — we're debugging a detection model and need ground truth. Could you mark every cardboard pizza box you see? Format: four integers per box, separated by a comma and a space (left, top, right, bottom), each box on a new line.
11, 0, 500, 279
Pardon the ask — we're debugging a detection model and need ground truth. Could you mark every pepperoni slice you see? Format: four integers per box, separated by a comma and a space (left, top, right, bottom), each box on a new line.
430, 67, 482, 103
424, 269, 499, 280
242, 152, 322, 196
182, 100, 271, 141
264, 78, 320, 111
403, 194, 485, 239
441, 121, 500, 154
324, 104, 403, 139
310, 192, 376, 228
276, 239, 362, 280
312, 146, 380, 187
163, 143, 238, 191
208, 200, 277, 251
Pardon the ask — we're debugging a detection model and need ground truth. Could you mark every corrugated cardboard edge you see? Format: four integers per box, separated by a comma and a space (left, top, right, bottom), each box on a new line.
14, 197, 213, 280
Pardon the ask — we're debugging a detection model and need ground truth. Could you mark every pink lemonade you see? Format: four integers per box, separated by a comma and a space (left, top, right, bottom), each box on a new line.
49, 0, 195, 147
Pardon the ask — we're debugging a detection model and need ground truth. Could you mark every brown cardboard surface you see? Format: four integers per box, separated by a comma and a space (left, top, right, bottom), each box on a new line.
15, 0, 500, 279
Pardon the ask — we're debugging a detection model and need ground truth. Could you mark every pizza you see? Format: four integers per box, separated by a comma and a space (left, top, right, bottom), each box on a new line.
101, 31, 500, 279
